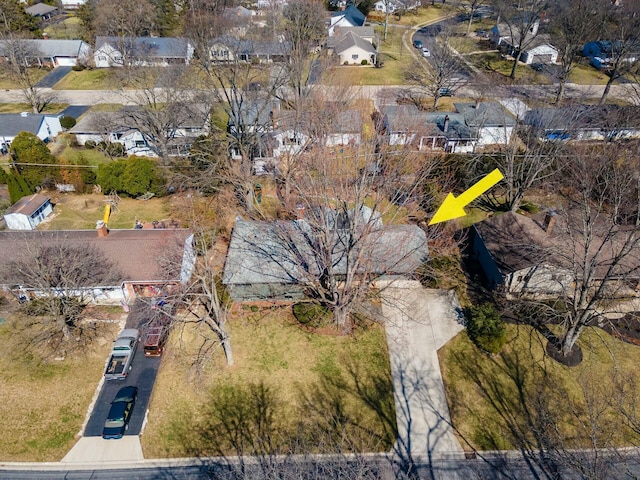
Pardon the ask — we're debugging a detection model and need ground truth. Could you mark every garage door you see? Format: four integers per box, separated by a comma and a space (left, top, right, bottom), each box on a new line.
533, 54, 553, 64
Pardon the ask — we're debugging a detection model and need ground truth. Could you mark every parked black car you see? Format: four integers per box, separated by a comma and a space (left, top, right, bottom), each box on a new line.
102, 386, 138, 439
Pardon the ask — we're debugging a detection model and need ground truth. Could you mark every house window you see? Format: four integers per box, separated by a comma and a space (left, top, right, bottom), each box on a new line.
98, 55, 107, 62
516, 275, 523, 282
352, 54, 359, 60
135, 140, 146, 148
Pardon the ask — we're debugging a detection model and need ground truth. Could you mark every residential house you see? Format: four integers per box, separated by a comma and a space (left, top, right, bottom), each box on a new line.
209, 36, 292, 63
472, 210, 640, 296
522, 104, 640, 142
323, 109, 363, 147
373, 0, 421, 14
0, 112, 63, 151
0, 228, 195, 304
94, 37, 194, 68
329, 5, 366, 36
0, 39, 91, 67
25, 3, 58, 20
222, 213, 428, 301
3, 194, 53, 230
454, 102, 516, 147
333, 31, 377, 65
380, 102, 514, 152
327, 26, 375, 49
70, 106, 210, 157
59, 0, 86, 9
490, 17, 558, 65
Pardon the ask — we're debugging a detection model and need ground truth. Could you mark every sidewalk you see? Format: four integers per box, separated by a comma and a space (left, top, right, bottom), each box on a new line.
380, 280, 465, 458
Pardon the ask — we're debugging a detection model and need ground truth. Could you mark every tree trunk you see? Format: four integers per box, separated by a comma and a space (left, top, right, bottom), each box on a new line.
561, 322, 584, 356
467, 15, 473, 35
333, 304, 351, 332
555, 81, 566, 104
384, 11, 389, 41
600, 76, 615, 104
221, 336, 234, 366
510, 54, 519, 79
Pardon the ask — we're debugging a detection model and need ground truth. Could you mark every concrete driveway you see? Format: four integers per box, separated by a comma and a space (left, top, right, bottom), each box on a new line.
380, 280, 465, 460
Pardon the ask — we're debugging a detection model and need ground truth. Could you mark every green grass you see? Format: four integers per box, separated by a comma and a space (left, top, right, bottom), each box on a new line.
0, 103, 68, 114
440, 324, 640, 452
142, 309, 396, 457
569, 62, 610, 85
56, 145, 113, 166
368, 5, 453, 27
0, 314, 119, 461
39, 194, 172, 230
53, 69, 120, 90
0, 68, 49, 89
43, 16, 81, 40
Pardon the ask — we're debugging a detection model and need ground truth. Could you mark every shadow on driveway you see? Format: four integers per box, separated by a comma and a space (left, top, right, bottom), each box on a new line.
35, 66, 72, 88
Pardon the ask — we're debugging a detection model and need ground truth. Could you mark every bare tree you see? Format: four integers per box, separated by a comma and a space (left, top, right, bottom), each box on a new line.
3, 238, 123, 346
494, 0, 548, 80
598, 1, 640, 104
458, 0, 490, 36
548, 0, 603, 104
281, 0, 326, 103
93, 0, 155, 39
0, 37, 56, 112
405, 29, 465, 110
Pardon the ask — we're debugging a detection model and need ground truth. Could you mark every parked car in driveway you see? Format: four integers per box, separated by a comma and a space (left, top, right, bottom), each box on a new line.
421, 47, 431, 57
413, 39, 423, 49
102, 386, 138, 439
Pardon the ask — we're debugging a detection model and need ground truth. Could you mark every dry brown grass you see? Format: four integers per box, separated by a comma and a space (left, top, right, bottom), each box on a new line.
142, 306, 395, 457
0, 308, 122, 461
38, 193, 173, 230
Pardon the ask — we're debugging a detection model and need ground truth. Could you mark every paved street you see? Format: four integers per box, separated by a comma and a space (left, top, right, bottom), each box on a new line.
380, 280, 465, 459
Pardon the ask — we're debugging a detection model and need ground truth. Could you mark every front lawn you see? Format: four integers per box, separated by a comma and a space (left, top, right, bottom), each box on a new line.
440, 324, 640, 452
368, 5, 453, 27
142, 307, 396, 457
53, 69, 120, 90
0, 103, 68, 114
0, 309, 120, 461
0, 68, 49, 89
39, 193, 172, 230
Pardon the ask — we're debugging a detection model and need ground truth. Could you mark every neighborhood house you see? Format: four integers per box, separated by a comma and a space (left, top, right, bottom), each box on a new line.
94, 37, 194, 67
3, 194, 53, 230
0, 112, 63, 151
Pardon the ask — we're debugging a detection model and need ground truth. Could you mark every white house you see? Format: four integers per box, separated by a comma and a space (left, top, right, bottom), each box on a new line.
3, 194, 53, 230
94, 37, 194, 68
329, 5, 366, 36
324, 110, 363, 147
373, 0, 420, 14
454, 102, 516, 148
0, 39, 91, 67
59, 0, 86, 9
334, 31, 377, 65
0, 113, 63, 152
0, 228, 195, 305
520, 42, 558, 65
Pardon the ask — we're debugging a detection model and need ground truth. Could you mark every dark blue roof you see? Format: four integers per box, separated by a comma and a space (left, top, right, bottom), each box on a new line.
332, 5, 366, 27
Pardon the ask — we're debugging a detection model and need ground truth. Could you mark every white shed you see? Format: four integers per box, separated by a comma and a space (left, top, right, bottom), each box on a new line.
3, 194, 53, 230
521, 43, 558, 65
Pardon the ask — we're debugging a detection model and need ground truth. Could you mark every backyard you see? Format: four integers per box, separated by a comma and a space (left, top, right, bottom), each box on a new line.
39, 193, 174, 230
142, 307, 396, 457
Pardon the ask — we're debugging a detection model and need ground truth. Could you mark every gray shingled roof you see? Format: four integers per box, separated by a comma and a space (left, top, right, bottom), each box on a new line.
523, 104, 640, 130
0, 113, 48, 137
95, 37, 191, 58
454, 102, 516, 128
327, 26, 375, 48
25, 3, 57, 16
223, 217, 428, 286
0, 40, 86, 58
334, 31, 376, 55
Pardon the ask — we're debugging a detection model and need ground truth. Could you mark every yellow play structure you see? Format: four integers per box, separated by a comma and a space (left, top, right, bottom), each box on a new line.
103, 204, 111, 224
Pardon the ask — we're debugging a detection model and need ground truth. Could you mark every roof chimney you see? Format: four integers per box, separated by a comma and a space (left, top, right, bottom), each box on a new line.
443, 115, 450, 133
96, 220, 109, 237
543, 210, 557, 234
295, 203, 305, 220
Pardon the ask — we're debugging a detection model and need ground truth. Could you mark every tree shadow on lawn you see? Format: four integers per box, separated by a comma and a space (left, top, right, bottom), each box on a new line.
447, 337, 630, 479
169, 356, 396, 479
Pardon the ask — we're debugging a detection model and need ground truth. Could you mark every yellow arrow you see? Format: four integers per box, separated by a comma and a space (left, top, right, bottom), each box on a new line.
429, 169, 504, 225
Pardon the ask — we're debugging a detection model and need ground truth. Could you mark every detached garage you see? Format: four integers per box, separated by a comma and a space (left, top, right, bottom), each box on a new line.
3, 194, 53, 230
521, 43, 559, 65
